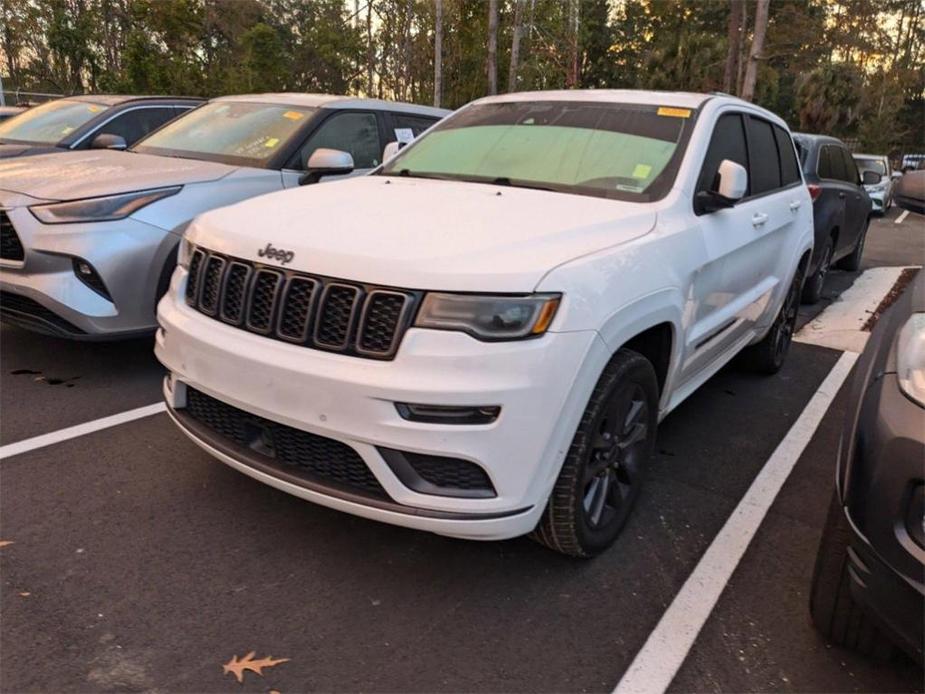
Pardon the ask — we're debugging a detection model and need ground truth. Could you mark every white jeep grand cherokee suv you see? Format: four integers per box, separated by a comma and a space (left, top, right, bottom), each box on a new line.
156, 90, 813, 557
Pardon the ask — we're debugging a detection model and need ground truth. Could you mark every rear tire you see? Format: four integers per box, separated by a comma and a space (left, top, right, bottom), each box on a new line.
802, 236, 833, 304
836, 219, 869, 271
740, 265, 802, 375
532, 349, 658, 558
810, 490, 894, 660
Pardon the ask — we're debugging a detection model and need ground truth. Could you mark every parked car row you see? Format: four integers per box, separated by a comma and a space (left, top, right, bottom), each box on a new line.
1, 89, 919, 660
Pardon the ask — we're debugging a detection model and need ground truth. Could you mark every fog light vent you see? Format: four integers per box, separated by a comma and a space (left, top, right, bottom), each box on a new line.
72, 258, 112, 301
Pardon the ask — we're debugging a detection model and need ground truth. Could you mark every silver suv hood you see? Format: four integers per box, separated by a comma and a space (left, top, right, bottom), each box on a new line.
0, 150, 236, 201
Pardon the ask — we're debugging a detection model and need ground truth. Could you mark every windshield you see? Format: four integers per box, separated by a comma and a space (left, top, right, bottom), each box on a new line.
854, 157, 886, 176
133, 101, 316, 166
380, 101, 697, 201
0, 99, 107, 145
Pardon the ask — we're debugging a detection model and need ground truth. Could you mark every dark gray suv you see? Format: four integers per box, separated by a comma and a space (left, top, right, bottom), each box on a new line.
793, 134, 875, 303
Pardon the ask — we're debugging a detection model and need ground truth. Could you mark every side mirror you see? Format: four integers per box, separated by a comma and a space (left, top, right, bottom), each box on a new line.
382, 141, 402, 162
299, 148, 354, 186
90, 133, 127, 151
695, 159, 747, 214
861, 170, 882, 185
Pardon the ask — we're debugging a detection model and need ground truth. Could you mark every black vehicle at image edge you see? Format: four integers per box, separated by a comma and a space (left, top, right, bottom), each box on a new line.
810, 270, 924, 664
793, 133, 876, 304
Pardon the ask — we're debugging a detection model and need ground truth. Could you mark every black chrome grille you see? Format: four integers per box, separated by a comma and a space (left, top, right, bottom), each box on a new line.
185, 387, 388, 499
0, 211, 24, 261
186, 248, 418, 359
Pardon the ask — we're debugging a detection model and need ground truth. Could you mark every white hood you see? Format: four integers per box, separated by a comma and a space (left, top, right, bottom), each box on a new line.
0, 150, 236, 201
188, 176, 657, 292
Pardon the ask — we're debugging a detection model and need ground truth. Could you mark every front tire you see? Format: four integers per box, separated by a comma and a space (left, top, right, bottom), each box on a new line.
836, 219, 869, 271
532, 349, 658, 558
809, 490, 894, 659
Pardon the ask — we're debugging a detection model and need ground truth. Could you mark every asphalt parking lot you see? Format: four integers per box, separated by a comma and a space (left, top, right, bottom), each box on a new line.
1, 208, 922, 693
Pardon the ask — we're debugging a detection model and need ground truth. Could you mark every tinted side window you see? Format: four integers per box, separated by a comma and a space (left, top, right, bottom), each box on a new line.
840, 148, 859, 184
391, 114, 438, 138
773, 126, 800, 186
821, 145, 846, 180
98, 107, 176, 146
298, 111, 381, 170
696, 113, 749, 195
746, 116, 781, 194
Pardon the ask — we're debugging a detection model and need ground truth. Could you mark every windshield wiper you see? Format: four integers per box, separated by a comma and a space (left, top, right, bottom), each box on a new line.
491, 177, 554, 192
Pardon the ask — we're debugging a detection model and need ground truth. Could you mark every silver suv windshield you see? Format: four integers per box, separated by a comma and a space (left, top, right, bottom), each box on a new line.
380, 101, 697, 201
0, 99, 108, 145
854, 157, 887, 176
133, 101, 316, 166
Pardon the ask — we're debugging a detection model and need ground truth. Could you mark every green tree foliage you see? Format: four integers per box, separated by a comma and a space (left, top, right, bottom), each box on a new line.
0, 0, 921, 153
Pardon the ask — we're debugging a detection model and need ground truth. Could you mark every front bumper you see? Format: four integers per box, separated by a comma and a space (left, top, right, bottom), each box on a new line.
155, 272, 606, 540
0, 205, 177, 338
865, 188, 889, 213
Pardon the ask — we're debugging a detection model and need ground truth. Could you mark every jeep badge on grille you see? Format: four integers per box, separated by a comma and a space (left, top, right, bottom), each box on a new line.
258, 243, 295, 265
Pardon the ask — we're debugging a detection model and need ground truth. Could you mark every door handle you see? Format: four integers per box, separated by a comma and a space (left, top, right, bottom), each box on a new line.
838, 192, 846, 199
751, 213, 769, 227
789, 201, 801, 211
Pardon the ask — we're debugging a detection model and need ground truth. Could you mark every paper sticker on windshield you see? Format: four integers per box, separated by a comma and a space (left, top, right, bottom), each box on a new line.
282, 111, 304, 120
632, 164, 652, 179
61, 126, 74, 135
87, 105, 102, 113
264, 137, 280, 148
657, 107, 691, 118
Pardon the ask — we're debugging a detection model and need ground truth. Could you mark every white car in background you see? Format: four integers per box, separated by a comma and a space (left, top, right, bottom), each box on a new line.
156, 90, 813, 557
0, 94, 447, 338
854, 153, 893, 214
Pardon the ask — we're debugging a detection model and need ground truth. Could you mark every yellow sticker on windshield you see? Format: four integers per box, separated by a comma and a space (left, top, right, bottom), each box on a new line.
632, 164, 652, 179
657, 107, 691, 118
87, 105, 101, 113
265, 137, 280, 148
283, 111, 304, 120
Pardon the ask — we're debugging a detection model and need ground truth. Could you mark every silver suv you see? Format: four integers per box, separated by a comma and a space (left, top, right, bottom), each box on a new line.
0, 94, 447, 339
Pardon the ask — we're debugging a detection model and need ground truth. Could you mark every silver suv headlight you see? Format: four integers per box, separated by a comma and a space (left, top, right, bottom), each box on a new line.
29, 186, 182, 224
414, 293, 560, 340
897, 312, 925, 407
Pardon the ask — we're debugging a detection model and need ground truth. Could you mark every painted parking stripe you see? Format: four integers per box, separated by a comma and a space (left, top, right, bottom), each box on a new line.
614, 350, 858, 694
0, 403, 166, 460
896, 210, 909, 224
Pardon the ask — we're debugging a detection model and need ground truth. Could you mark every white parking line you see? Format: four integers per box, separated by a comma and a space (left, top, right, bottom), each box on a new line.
0, 402, 166, 460
614, 350, 858, 694
896, 210, 909, 224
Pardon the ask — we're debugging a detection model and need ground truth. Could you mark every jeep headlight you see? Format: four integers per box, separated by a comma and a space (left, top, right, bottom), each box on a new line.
29, 186, 182, 224
414, 293, 560, 340
897, 313, 925, 407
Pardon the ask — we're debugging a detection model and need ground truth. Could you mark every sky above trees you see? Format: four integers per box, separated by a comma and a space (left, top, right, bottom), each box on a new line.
0, 0, 922, 154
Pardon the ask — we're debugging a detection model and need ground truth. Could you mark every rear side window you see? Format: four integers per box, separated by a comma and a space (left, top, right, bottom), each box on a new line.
820, 144, 846, 180
746, 116, 781, 194
840, 148, 859, 184
773, 126, 801, 186
391, 114, 438, 138
97, 107, 176, 146
696, 113, 749, 195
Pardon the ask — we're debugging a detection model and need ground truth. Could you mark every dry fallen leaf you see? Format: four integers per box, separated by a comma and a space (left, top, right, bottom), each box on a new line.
18, 592, 30, 597
222, 652, 289, 683
0, 541, 14, 548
